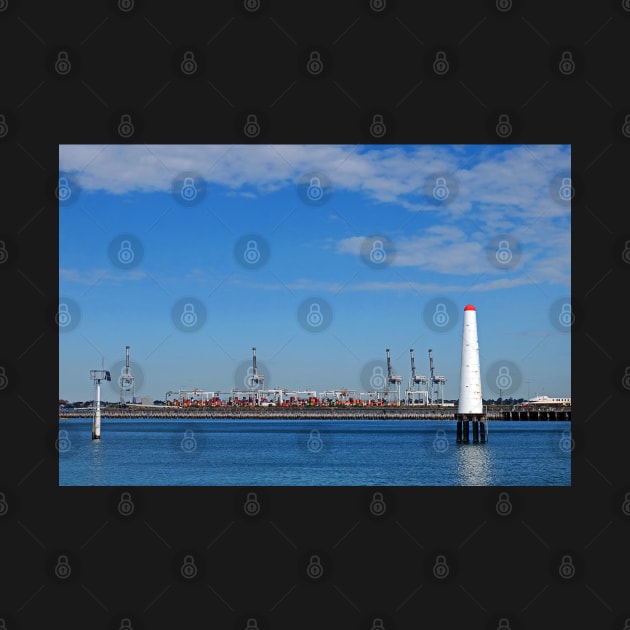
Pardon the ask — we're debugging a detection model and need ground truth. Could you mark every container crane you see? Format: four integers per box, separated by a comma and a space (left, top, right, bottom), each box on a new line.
119, 345, 135, 405
428, 348, 446, 405
407, 348, 428, 405
386, 348, 402, 405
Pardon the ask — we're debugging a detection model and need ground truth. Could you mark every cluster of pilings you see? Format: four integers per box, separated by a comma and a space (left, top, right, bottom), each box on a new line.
456, 415, 487, 443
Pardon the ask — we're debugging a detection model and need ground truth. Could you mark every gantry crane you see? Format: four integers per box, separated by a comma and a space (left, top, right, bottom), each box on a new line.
386, 348, 402, 405
428, 348, 446, 405
406, 348, 428, 405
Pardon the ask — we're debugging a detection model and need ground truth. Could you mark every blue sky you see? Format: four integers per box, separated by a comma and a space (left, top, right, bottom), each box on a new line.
59, 144, 571, 402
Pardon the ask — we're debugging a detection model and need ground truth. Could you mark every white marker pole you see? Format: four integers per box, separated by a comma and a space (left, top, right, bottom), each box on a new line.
457, 304, 485, 443
92, 379, 101, 440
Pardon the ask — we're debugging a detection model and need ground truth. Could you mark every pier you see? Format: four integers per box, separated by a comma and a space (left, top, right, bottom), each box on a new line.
58, 405, 571, 421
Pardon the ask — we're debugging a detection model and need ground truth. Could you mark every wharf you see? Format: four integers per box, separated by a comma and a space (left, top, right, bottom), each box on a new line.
59, 406, 571, 421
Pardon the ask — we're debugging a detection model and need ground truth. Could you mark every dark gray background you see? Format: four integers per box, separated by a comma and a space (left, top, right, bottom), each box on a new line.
1, 0, 628, 628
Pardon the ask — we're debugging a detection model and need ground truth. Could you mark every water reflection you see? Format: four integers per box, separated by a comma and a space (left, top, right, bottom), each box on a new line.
456, 443, 492, 486
90, 439, 105, 485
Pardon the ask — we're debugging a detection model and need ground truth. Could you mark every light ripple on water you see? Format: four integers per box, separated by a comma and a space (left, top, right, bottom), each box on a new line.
58, 418, 571, 487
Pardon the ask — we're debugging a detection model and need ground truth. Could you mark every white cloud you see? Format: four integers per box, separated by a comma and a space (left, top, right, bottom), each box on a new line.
59, 144, 570, 289
60, 268, 148, 285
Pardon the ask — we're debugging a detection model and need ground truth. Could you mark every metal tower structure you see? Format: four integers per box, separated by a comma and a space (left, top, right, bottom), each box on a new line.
406, 348, 428, 405
90, 367, 111, 439
428, 348, 446, 405
248, 347, 264, 403
119, 345, 136, 405
385, 348, 402, 404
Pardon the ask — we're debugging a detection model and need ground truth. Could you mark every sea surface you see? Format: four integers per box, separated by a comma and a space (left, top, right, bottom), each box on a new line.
58, 418, 571, 486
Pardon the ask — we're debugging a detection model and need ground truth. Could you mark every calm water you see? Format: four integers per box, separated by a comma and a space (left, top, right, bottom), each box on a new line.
58, 418, 571, 486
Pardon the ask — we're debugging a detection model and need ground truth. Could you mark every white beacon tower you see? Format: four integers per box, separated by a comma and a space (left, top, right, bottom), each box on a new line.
456, 304, 486, 443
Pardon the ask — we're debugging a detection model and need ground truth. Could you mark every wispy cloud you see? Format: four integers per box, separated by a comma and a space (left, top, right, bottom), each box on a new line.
60, 268, 148, 285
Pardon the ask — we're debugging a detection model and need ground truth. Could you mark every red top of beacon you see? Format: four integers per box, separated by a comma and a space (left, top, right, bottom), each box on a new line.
464, 304, 476, 311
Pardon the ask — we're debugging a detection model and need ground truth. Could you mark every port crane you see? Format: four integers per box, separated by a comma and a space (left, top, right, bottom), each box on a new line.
406, 348, 428, 405
428, 348, 446, 405
119, 345, 136, 405
385, 348, 402, 405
